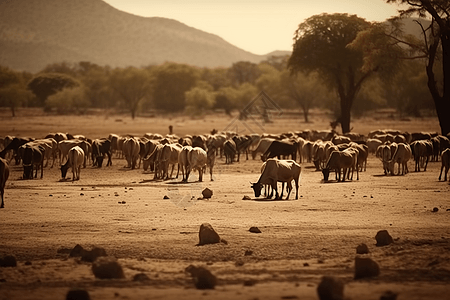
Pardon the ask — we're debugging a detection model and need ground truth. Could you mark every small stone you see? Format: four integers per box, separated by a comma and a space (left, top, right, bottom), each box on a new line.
432, 207, 439, 212
133, 273, 150, 282
163, 195, 170, 199
249, 226, 262, 233
380, 290, 398, 300
244, 250, 253, 256
69, 244, 84, 257
303, 262, 310, 267
185, 265, 216, 289
92, 257, 125, 279
24, 261, 32, 266
202, 188, 213, 199
80, 193, 84, 196
198, 223, 221, 245
81, 247, 107, 262
242, 195, 251, 200
354, 256, 380, 279
0, 255, 17, 268
356, 243, 369, 254
317, 276, 345, 300
66, 289, 91, 300
375, 230, 394, 247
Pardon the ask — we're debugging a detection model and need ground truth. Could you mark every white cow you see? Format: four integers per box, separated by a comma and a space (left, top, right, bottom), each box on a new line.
122, 137, 140, 169
187, 147, 207, 182
61, 146, 85, 181
250, 158, 301, 200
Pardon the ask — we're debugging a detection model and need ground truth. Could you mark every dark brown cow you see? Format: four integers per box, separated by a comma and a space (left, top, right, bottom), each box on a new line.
0, 157, 10, 208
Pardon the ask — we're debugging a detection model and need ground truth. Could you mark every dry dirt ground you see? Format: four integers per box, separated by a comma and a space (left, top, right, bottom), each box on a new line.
0, 112, 450, 300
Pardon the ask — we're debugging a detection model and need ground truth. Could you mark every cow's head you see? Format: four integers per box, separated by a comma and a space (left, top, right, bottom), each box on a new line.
61, 164, 68, 179
250, 182, 263, 197
322, 168, 330, 181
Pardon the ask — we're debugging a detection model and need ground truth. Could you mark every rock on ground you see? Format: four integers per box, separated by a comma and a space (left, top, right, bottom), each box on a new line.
354, 256, 380, 279
198, 223, 221, 245
356, 243, 369, 254
317, 275, 345, 300
66, 288, 91, 300
185, 265, 217, 289
92, 257, 125, 279
375, 230, 394, 247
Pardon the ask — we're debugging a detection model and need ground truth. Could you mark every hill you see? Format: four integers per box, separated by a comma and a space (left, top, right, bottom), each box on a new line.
0, 0, 287, 72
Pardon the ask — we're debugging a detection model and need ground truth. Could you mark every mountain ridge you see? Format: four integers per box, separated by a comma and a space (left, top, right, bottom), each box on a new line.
0, 0, 289, 72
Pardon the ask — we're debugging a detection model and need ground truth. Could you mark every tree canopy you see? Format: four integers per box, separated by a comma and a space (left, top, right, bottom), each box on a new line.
288, 13, 375, 133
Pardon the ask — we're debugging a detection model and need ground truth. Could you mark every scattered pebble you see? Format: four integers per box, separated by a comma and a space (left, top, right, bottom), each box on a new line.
375, 230, 394, 247
249, 226, 262, 233
354, 256, 380, 279
317, 276, 345, 300
185, 265, 216, 289
92, 257, 125, 279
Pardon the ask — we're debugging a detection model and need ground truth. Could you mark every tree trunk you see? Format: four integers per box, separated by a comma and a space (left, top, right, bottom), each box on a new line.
10, 105, 15, 117
302, 106, 309, 123
340, 100, 351, 134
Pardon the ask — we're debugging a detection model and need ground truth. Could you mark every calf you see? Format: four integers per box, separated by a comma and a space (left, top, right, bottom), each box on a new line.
61, 146, 85, 181
250, 158, 301, 200
0, 157, 10, 208
439, 148, 450, 181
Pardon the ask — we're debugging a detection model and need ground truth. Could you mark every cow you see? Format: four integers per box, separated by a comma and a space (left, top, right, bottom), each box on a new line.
159, 143, 182, 180
250, 158, 301, 200
187, 147, 207, 182
439, 148, 450, 181
61, 146, 85, 181
206, 144, 216, 181
178, 145, 192, 182
322, 149, 357, 182
0, 157, 10, 208
232, 135, 253, 161
350, 142, 368, 172
25, 138, 57, 168
411, 140, 433, 172
0, 137, 34, 164
224, 139, 237, 164
109, 134, 121, 158
58, 139, 90, 168
92, 139, 112, 167
261, 140, 298, 162
252, 138, 275, 160
388, 143, 412, 175
366, 138, 382, 155
122, 137, 140, 169
21, 144, 45, 179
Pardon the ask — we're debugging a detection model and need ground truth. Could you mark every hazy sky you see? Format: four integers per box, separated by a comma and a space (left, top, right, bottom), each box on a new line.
103, 0, 403, 55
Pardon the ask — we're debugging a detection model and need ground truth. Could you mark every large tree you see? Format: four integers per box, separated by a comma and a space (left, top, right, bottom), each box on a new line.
385, 0, 450, 135
288, 13, 383, 133
109, 67, 152, 119
27, 73, 80, 107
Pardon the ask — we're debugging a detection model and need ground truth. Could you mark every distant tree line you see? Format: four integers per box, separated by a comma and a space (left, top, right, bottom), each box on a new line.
0, 9, 443, 135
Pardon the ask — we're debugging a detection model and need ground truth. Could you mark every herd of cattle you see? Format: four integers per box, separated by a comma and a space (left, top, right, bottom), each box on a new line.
0, 128, 450, 207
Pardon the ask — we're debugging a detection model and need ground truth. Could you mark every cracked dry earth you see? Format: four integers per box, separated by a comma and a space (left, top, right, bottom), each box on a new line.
1, 153, 450, 300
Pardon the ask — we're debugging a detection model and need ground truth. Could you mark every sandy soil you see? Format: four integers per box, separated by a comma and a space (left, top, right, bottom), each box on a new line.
1, 113, 450, 299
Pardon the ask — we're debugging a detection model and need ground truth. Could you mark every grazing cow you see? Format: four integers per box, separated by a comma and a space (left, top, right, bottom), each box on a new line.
61, 146, 85, 181
439, 149, 450, 181
224, 139, 237, 164
252, 138, 275, 160
250, 158, 301, 200
0, 157, 10, 208
109, 134, 121, 157
192, 135, 207, 150
388, 143, 412, 175
187, 147, 207, 182
178, 145, 192, 182
261, 140, 298, 162
411, 140, 433, 172
92, 139, 112, 167
21, 144, 45, 179
206, 134, 226, 157
25, 138, 57, 168
122, 137, 140, 169
322, 149, 357, 182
